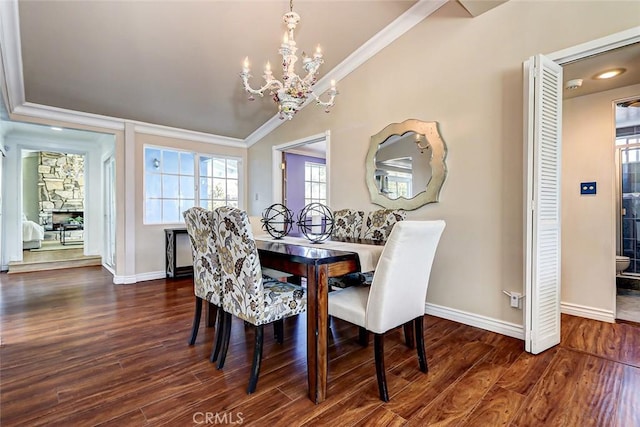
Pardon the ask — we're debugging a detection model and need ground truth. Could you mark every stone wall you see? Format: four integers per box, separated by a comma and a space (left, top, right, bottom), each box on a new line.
38, 152, 84, 227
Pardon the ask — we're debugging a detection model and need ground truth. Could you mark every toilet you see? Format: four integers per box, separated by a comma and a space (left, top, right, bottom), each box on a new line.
616, 255, 630, 274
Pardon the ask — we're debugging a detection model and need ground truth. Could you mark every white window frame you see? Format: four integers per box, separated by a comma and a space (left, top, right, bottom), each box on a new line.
198, 154, 242, 211
143, 145, 243, 225
304, 161, 327, 206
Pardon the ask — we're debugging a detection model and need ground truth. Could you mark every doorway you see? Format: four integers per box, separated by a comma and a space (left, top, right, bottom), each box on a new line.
20, 149, 87, 265
271, 131, 330, 218
615, 98, 640, 323
1, 120, 115, 272
525, 30, 640, 353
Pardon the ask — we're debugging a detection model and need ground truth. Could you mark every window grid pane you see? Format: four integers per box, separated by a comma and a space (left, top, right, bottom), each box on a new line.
144, 148, 241, 224
304, 161, 327, 205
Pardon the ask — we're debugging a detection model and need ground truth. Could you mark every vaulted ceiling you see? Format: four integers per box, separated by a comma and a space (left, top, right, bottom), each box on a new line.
13, 1, 428, 141
3, 0, 637, 146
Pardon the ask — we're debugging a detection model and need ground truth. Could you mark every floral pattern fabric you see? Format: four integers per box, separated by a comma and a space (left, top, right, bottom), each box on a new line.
183, 207, 221, 305
332, 209, 365, 240
213, 207, 306, 325
360, 209, 406, 242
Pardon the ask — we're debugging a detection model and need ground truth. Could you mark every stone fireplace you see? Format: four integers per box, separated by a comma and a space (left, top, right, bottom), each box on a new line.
37, 152, 84, 231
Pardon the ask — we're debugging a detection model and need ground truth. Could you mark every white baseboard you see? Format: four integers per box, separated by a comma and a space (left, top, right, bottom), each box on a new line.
112, 270, 166, 284
425, 302, 525, 340
560, 302, 615, 323
112, 274, 137, 285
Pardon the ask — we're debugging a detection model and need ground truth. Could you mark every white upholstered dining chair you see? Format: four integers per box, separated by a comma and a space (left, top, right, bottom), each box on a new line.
328, 220, 446, 401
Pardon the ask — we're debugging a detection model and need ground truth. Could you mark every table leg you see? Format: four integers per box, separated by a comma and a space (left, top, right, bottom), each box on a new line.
306, 263, 329, 404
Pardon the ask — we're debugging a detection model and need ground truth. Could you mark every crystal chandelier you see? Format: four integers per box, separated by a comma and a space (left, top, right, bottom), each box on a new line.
240, 0, 338, 120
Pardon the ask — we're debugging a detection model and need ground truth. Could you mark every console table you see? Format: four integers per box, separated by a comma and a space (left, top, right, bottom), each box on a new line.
164, 228, 193, 278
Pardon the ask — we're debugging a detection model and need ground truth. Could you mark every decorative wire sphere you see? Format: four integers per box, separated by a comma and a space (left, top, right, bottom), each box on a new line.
297, 203, 334, 243
261, 203, 294, 239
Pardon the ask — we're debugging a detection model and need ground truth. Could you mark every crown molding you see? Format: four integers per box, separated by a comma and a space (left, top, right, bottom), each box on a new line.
133, 122, 245, 147
244, 0, 447, 147
0, 0, 24, 111
14, 102, 125, 131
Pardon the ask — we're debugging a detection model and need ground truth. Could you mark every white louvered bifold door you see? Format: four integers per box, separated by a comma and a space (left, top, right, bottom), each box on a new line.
524, 54, 562, 354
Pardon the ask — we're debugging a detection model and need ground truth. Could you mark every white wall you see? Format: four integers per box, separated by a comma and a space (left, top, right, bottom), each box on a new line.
248, 1, 640, 330
562, 83, 640, 319
21, 154, 38, 222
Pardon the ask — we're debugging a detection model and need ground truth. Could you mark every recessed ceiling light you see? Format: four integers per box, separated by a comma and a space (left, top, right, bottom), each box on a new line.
593, 68, 626, 79
50, 127, 63, 131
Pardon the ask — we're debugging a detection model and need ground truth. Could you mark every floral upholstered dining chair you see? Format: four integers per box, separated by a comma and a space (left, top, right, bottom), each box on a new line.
183, 207, 226, 363
360, 209, 406, 241
330, 208, 406, 290
213, 206, 307, 393
332, 209, 365, 240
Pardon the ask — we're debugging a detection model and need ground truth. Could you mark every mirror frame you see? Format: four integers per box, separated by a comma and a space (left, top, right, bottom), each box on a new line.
365, 119, 447, 210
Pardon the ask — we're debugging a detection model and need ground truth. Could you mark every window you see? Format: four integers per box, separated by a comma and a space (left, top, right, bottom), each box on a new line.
304, 161, 326, 205
384, 171, 412, 200
144, 147, 241, 224
199, 156, 239, 210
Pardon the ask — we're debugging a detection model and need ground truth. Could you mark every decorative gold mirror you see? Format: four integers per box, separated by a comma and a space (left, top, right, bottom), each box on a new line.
365, 119, 447, 210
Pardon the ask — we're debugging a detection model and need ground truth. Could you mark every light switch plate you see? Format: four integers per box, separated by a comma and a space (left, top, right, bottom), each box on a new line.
580, 182, 596, 195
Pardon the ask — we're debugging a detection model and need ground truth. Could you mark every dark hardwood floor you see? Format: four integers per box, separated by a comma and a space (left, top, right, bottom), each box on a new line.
1, 267, 638, 426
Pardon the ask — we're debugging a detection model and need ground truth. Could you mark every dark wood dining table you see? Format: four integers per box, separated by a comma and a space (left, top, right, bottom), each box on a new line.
255, 239, 363, 404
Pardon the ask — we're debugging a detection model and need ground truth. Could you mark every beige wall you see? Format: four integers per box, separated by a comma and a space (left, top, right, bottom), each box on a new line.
562, 83, 640, 315
133, 132, 247, 275
248, 1, 640, 326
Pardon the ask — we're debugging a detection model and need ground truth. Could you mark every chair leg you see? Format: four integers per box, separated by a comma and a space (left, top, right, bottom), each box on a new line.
274, 319, 284, 344
209, 307, 225, 363
374, 333, 389, 402
403, 320, 415, 349
247, 324, 264, 394
358, 326, 369, 347
206, 302, 217, 327
188, 297, 203, 345
414, 316, 428, 373
216, 312, 232, 370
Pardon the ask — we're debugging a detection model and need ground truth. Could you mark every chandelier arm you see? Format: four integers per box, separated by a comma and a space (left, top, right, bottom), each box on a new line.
240, 73, 282, 97
311, 88, 338, 109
